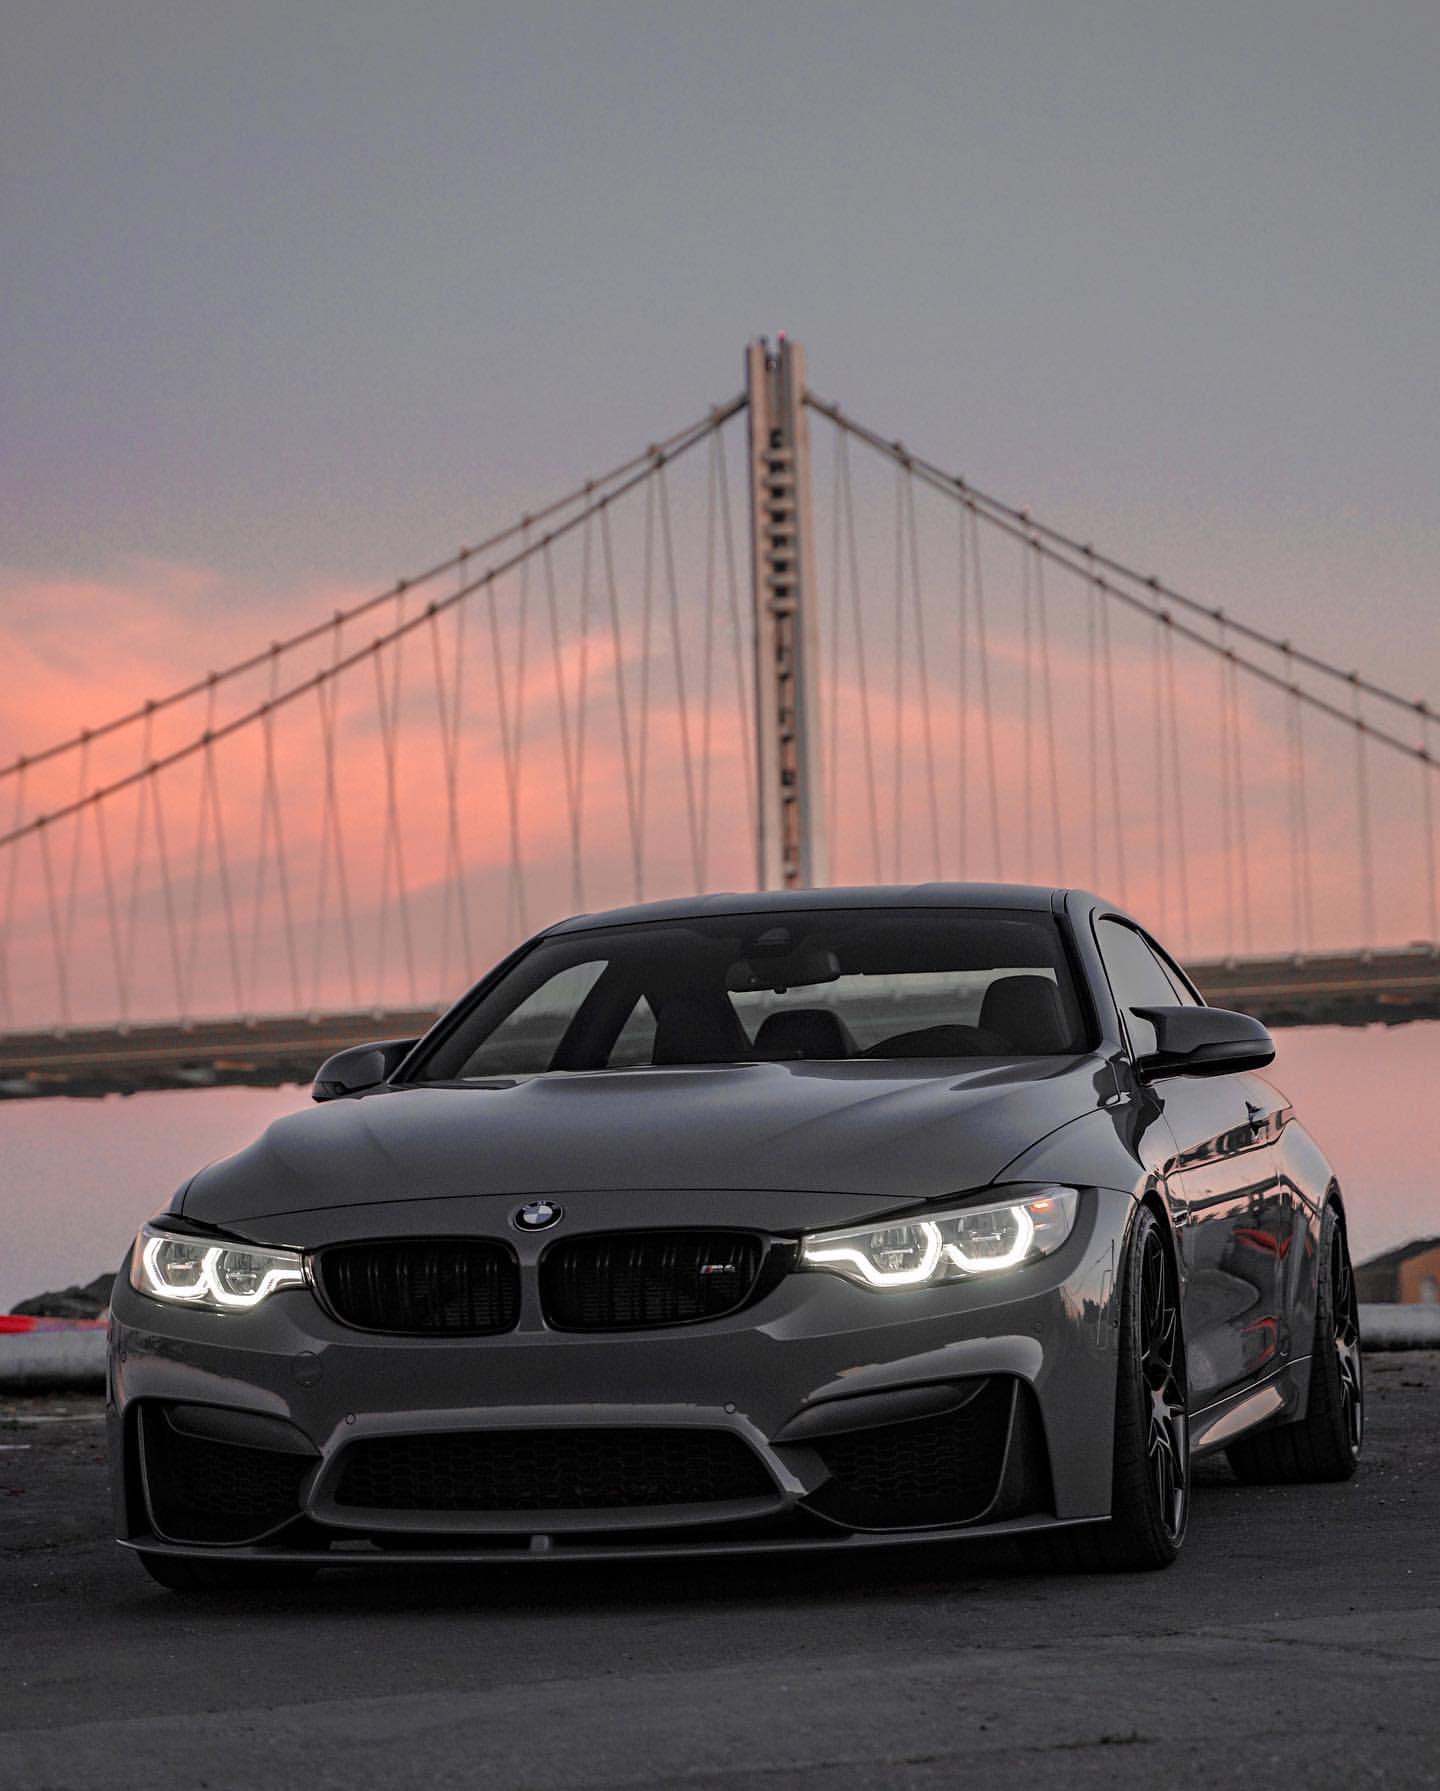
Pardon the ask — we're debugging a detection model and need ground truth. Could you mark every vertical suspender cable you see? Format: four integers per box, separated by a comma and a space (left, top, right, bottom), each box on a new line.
486, 545, 529, 942
1161, 618, 1192, 955
1151, 612, 1168, 936
1096, 582, 1128, 904
449, 580, 473, 978
1281, 645, 1303, 955
573, 509, 597, 899
600, 502, 644, 903
904, 471, 943, 878
60, 735, 90, 973
1083, 566, 1097, 886
697, 433, 721, 886
1352, 676, 1376, 947
1216, 620, 1235, 957
969, 506, 1004, 878
149, 755, 186, 1017
891, 463, 906, 880
634, 478, 658, 899
1421, 707, 1438, 944
372, 590, 418, 1006
36, 820, 70, 1027
1032, 543, 1064, 881
1226, 652, 1255, 954
429, 575, 473, 995
543, 534, 584, 913
181, 677, 220, 1014
956, 506, 970, 880
1287, 659, 1315, 953
122, 711, 153, 999
1020, 534, 1033, 882
92, 796, 127, 1021
658, 462, 704, 890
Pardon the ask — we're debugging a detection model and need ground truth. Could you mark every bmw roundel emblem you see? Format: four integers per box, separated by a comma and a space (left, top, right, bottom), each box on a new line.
514, 1200, 563, 1232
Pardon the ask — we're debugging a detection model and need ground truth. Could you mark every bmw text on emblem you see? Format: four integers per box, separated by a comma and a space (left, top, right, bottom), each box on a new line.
513, 1200, 563, 1231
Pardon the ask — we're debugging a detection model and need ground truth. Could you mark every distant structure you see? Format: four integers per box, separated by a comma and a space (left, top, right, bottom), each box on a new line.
1355, 1237, 1440, 1305
1, 335, 1438, 1098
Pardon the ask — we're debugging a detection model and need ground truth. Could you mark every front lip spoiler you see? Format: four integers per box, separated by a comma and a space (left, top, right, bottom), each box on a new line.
120, 1511, 1102, 1568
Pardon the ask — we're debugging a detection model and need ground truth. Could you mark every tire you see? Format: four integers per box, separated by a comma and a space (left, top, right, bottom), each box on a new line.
1225, 1205, 1363, 1485
136, 1551, 318, 1595
1022, 1205, 1189, 1573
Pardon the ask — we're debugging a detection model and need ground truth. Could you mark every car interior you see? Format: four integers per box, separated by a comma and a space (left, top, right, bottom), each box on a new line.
419, 911, 1090, 1080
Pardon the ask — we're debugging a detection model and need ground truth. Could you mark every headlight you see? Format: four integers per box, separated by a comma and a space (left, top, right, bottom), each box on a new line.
799, 1188, 1079, 1290
128, 1223, 306, 1313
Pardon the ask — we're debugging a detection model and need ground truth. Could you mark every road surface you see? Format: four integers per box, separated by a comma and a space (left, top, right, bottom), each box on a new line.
1, 1353, 1437, 1790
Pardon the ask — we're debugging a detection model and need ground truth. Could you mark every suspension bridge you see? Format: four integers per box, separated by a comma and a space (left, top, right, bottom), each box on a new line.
2, 339, 1437, 1099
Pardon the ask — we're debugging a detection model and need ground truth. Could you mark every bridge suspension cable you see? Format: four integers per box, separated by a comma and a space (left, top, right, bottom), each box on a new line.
0, 401, 746, 787
0, 395, 753, 1034
2, 343, 1438, 1069
805, 393, 1436, 770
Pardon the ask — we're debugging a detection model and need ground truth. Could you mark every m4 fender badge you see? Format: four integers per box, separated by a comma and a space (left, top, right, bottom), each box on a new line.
514, 1200, 563, 1232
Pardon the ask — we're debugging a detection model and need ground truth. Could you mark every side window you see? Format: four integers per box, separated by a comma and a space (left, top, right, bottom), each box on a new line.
1095, 919, 1181, 1059
455, 959, 606, 1076
606, 996, 658, 1068
1145, 936, 1201, 1008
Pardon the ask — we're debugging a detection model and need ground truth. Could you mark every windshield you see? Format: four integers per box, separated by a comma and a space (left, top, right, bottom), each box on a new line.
413, 908, 1090, 1080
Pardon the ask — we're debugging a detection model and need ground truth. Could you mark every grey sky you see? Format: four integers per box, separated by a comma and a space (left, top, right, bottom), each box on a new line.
4, 1, 1439, 699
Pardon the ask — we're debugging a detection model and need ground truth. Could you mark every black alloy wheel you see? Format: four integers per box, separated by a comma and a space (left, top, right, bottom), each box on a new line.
1021, 1204, 1189, 1572
1138, 1223, 1189, 1546
1331, 1226, 1364, 1460
1226, 1203, 1363, 1484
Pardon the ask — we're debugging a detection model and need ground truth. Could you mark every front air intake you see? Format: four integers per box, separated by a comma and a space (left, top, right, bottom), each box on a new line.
334, 1428, 776, 1512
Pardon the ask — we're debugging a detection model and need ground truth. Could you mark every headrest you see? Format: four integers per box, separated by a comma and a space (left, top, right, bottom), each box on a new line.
651, 996, 748, 1066
977, 974, 1070, 1053
752, 1008, 856, 1061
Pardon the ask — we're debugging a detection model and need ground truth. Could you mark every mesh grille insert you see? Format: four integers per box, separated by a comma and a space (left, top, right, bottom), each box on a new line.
805, 1378, 1015, 1530
539, 1230, 765, 1330
316, 1240, 520, 1334
334, 1428, 775, 1512
142, 1409, 309, 1544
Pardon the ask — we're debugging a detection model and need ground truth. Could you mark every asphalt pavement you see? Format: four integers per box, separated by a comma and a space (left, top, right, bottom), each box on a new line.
1, 1354, 1437, 1791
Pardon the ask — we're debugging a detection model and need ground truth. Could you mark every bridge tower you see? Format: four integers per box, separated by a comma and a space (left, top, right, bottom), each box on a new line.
745, 337, 827, 890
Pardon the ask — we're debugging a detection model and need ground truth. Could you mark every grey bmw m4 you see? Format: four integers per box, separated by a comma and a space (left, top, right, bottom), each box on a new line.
109, 885, 1363, 1590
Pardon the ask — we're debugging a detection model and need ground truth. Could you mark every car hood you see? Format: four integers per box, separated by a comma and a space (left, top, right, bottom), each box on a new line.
180, 1055, 1111, 1233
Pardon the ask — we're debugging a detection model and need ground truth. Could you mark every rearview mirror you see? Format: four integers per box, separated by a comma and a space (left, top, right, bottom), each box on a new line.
312, 1037, 418, 1102
725, 947, 841, 994
1131, 1006, 1274, 1080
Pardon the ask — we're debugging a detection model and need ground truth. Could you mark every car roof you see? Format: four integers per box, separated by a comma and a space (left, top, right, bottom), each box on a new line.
546, 883, 1094, 936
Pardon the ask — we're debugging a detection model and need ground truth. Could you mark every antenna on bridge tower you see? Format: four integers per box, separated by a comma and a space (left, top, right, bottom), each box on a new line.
746, 336, 827, 891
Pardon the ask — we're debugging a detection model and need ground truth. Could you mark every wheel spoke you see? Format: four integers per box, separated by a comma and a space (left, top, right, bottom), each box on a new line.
1331, 1231, 1364, 1457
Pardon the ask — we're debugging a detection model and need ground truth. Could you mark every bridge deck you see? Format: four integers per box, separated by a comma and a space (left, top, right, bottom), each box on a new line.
1, 946, 1436, 1100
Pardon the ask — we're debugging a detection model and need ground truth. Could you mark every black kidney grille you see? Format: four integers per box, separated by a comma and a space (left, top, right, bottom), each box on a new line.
317, 1241, 519, 1334
540, 1230, 765, 1329
142, 1409, 308, 1544
334, 1428, 775, 1512
805, 1378, 1015, 1530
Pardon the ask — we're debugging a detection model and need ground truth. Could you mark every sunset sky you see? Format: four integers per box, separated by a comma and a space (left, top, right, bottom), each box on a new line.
2, 2, 1438, 1305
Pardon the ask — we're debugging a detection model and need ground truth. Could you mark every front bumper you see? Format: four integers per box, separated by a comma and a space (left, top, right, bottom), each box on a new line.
109, 1187, 1130, 1564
